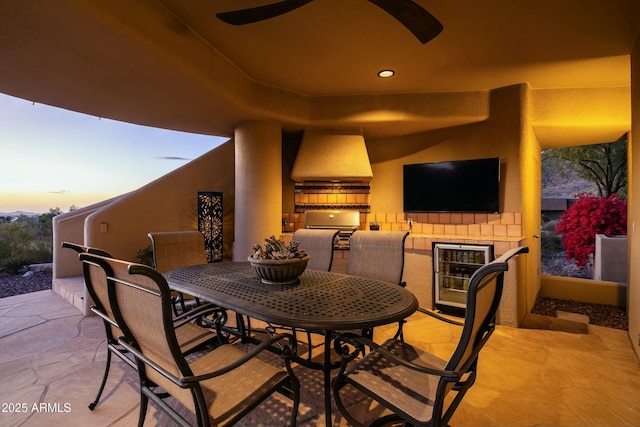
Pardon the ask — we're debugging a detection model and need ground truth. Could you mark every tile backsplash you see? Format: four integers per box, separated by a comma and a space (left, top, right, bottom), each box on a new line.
293, 181, 370, 213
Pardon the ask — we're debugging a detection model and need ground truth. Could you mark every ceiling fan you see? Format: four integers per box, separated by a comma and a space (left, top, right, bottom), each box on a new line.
216, 0, 443, 44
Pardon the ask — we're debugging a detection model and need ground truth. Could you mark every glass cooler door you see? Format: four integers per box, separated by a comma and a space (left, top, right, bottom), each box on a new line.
433, 242, 493, 314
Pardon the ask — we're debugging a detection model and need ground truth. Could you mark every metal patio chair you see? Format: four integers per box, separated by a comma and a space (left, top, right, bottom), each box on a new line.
292, 228, 339, 271
86, 253, 300, 427
148, 231, 246, 342
64, 242, 224, 411
148, 231, 209, 315
268, 228, 340, 363
346, 230, 409, 286
346, 230, 410, 339
332, 246, 529, 427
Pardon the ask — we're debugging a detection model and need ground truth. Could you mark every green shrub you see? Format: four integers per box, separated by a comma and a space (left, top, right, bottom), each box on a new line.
136, 246, 154, 267
0, 256, 35, 274
541, 219, 564, 253
0, 212, 56, 274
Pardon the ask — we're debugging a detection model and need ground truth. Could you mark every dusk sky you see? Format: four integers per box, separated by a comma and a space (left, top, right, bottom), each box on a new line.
0, 94, 226, 214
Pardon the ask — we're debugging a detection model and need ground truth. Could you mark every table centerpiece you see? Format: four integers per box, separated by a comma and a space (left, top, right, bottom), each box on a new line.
249, 235, 310, 285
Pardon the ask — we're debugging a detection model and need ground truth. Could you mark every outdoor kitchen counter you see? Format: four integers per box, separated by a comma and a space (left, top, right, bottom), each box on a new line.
404, 233, 526, 255
282, 233, 525, 255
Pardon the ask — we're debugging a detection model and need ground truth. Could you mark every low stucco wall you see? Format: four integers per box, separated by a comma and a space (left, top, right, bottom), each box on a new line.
84, 140, 235, 261
52, 198, 118, 279
594, 234, 628, 283
540, 274, 627, 308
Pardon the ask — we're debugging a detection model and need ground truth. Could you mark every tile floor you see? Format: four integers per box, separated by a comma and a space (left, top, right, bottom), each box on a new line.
1, 290, 639, 426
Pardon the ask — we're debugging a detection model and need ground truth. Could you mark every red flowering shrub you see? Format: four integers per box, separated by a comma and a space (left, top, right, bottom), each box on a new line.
556, 193, 627, 269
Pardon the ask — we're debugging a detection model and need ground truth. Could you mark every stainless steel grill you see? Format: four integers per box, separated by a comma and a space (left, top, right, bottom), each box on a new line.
303, 210, 360, 249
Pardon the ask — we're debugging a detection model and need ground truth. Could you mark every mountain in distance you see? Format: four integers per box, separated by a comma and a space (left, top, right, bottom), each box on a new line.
0, 211, 39, 218
541, 157, 598, 199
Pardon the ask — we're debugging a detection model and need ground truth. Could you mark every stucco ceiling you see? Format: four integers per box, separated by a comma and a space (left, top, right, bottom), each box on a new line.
0, 0, 638, 139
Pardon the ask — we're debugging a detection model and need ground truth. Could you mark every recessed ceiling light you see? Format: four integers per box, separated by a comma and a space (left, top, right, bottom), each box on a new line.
377, 69, 395, 78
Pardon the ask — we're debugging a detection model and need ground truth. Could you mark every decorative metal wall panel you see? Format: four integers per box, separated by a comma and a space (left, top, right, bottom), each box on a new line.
198, 192, 223, 262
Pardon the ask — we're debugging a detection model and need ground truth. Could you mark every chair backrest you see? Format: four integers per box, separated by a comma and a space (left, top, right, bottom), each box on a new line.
346, 230, 409, 285
62, 241, 115, 332
292, 228, 338, 271
148, 231, 207, 273
445, 246, 529, 374
83, 253, 198, 412
75, 248, 122, 342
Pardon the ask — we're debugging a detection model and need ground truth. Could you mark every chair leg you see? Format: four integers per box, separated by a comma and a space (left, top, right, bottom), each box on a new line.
236, 313, 253, 343
304, 330, 314, 362
289, 385, 300, 427
171, 295, 179, 316
88, 348, 112, 410
138, 390, 149, 427
332, 377, 366, 427
392, 319, 406, 341
179, 293, 188, 313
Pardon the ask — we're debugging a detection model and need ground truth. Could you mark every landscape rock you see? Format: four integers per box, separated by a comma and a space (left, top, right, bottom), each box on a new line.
28, 263, 53, 272
0, 272, 53, 298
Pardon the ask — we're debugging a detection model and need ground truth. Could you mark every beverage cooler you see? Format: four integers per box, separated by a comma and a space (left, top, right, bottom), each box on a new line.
432, 242, 494, 315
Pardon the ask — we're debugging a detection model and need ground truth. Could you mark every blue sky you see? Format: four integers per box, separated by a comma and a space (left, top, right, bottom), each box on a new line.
0, 94, 226, 214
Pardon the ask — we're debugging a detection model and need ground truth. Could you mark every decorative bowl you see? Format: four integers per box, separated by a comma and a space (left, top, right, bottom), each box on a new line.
248, 255, 310, 285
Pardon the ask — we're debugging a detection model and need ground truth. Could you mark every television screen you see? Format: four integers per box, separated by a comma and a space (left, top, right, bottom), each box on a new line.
403, 157, 500, 213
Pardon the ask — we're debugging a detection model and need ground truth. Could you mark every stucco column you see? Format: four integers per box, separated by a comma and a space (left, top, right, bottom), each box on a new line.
233, 121, 282, 261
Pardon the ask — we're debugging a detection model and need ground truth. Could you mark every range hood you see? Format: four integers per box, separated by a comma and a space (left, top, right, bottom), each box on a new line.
290, 130, 373, 182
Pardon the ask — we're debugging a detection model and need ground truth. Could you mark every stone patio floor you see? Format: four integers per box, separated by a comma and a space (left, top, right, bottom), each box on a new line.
1, 290, 640, 426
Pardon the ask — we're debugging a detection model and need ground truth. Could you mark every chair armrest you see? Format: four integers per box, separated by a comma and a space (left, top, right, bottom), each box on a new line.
119, 332, 297, 388
181, 332, 297, 384
172, 302, 217, 321
334, 334, 460, 379
172, 304, 227, 328
417, 307, 464, 326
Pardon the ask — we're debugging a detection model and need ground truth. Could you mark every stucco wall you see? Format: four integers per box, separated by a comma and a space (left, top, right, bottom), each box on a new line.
531, 86, 631, 148
520, 85, 542, 323
629, 34, 640, 358
68, 77, 635, 331
53, 199, 116, 278
360, 85, 530, 325
84, 140, 235, 261
281, 83, 632, 326
233, 121, 283, 261
366, 86, 523, 215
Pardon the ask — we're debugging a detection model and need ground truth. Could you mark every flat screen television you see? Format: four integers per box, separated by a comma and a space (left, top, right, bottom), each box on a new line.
403, 157, 500, 213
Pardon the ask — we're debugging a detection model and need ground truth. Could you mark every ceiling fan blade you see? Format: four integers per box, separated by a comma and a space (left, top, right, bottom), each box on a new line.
368, 0, 443, 44
217, 0, 313, 25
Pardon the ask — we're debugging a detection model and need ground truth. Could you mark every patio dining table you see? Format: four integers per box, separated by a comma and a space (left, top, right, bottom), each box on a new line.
164, 262, 419, 426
